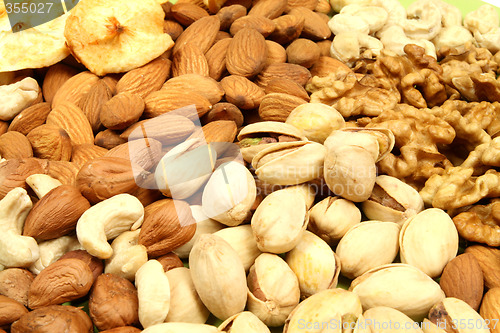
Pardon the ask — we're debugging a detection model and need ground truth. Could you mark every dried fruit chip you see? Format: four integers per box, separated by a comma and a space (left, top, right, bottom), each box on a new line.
64, 0, 174, 76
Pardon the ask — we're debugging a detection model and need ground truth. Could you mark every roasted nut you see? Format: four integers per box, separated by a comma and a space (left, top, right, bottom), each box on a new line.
0, 268, 34, 306
59, 250, 104, 283
11, 305, 93, 333
0, 295, 28, 327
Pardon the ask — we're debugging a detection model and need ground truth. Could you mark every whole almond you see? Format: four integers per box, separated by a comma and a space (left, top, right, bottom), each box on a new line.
162, 74, 224, 104
42, 63, 79, 104
23, 185, 91, 240
269, 14, 305, 44
310, 56, 353, 78
286, 38, 320, 68
172, 44, 210, 77
144, 88, 212, 119
203, 102, 244, 127
226, 28, 268, 78
265, 77, 310, 101
0, 131, 32, 159
11, 305, 92, 333
0, 158, 48, 199
248, 0, 287, 19
8, 102, 52, 135
46, 160, 80, 186
206, 38, 232, 80
139, 199, 196, 257
289, 7, 331, 40
230, 15, 276, 37
439, 253, 484, 310
0, 268, 34, 307
258, 93, 307, 121
218, 4, 247, 31
46, 101, 94, 146
27, 125, 72, 161
480, 288, 500, 333
51, 71, 100, 108
220, 75, 265, 109
105, 139, 163, 171
116, 57, 171, 99
214, 30, 232, 43
265, 40, 287, 65
256, 62, 312, 88
286, 0, 318, 11
317, 40, 332, 56
156, 253, 185, 272
95, 129, 127, 150
465, 245, 500, 289
100, 93, 145, 130
100, 327, 141, 333
102, 75, 119, 95
59, 250, 104, 283
28, 259, 93, 309
316, 12, 330, 24
163, 20, 184, 41
0, 295, 28, 327
0, 122, 7, 136
189, 120, 238, 144
171, 3, 208, 26
123, 114, 195, 145
224, 0, 252, 8
315, 0, 332, 14
79, 80, 113, 132
174, 15, 220, 54
71, 144, 108, 169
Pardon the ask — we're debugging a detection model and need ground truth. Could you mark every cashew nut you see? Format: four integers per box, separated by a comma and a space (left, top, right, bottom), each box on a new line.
338, 4, 388, 34
329, 0, 376, 13
372, 0, 406, 28
0, 77, 39, 121
328, 12, 370, 35
432, 0, 462, 27
26, 174, 62, 199
433, 26, 474, 51
135, 259, 170, 329
0, 187, 39, 268
464, 4, 499, 35
330, 32, 384, 67
379, 25, 437, 58
104, 229, 148, 281
29, 235, 82, 275
404, 0, 442, 40
473, 28, 500, 54
76, 194, 144, 259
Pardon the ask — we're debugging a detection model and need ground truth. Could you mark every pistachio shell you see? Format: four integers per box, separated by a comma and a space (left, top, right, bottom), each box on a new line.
429, 298, 490, 333
142, 323, 219, 333
362, 307, 424, 333
214, 225, 261, 271
218, 311, 271, 333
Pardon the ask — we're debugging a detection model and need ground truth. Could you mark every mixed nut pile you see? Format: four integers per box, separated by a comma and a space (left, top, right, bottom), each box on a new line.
0, 0, 500, 332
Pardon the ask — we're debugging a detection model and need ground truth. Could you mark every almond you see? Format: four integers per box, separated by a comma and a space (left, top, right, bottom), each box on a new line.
189, 120, 238, 144
0, 122, 7, 136
224, 0, 252, 8
100, 93, 145, 130
315, 0, 332, 14
139, 199, 196, 257
116, 57, 171, 99
172, 44, 210, 77
226, 28, 268, 78
439, 253, 484, 310
220, 75, 265, 109
480, 288, 500, 333
99, 327, 142, 333
0, 158, 48, 199
27, 125, 72, 161
171, 3, 208, 26
258, 92, 307, 121
23, 185, 91, 240
218, 4, 247, 31
269, 14, 304, 44
8, 102, 52, 135
255, 62, 312, 88
51, 71, 100, 108
102, 75, 119, 95
42, 63, 79, 104
173, 15, 220, 54
288, 7, 331, 40
310, 56, 353, 78
0, 131, 32, 159
248, 0, 287, 19
465, 245, 500, 289
59, 250, 104, 284
317, 40, 332, 56
205, 38, 232, 80
95, 129, 127, 150
162, 74, 224, 104
286, 0, 318, 11
122, 114, 195, 145
203, 102, 244, 127
46, 161, 80, 186
105, 139, 163, 171
286, 38, 320, 68
144, 88, 212, 119
71, 144, 108, 169
230, 15, 276, 37
46, 101, 94, 146
11, 305, 92, 333
265, 77, 310, 101
214, 30, 232, 43
156, 253, 184, 272
163, 20, 184, 41
0, 268, 34, 307
28, 259, 93, 309
265, 40, 287, 66
0, 295, 28, 327
79, 80, 113, 132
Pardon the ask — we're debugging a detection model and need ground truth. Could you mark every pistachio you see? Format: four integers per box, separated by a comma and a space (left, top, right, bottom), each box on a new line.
428, 298, 490, 333
422, 319, 446, 333
251, 188, 308, 254
281, 184, 316, 209
308, 196, 362, 244
336, 221, 400, 279
252, 141, 326, 186
141, 323, 219, 333
218, 311, 271, 333
214, 225, 261, 272
247, 253, 300, 327
362, 175, 424, 226
400, 208, 459, 278
286, 230, 340, 298
362, 307, 424, 333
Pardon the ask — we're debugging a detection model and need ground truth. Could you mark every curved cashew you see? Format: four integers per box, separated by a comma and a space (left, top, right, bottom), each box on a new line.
0, 187, 39, 268
338, 4, 388, 34
432, 0, 462, 27
328, 13, 370, 35
26, 174, 62, 199
76, 194, 144, 259
372, 0, 406, 27
0, 77, 39, 121
329, 0, 376, 13
135, 260, 170, 329
404, 0, 442, 40
473, 28, 500, 54
104, 229, 148, 281
330, 32, 383, 67
464, 4, 499, 35
433, 26, 474, 51
379, 25, 436, 58
29, 235, 82, 275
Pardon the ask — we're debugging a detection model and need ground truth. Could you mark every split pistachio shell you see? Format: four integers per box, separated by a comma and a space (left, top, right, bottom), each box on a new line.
285, 103, 345, 144
428, 298, 490, 333
336, 221, 400, 279
142, 323, 219, 333
218, 311, 271, 333
286, 231, 340, 298
362, 307, 424, 333
104, 229, 148, 281
422, 319, 446, 333
247, 253, 300, 327
202, 161, 257, 226
189, 234, 247, 321
214, 225, 261, 272
165, 267, 210, 324
349, 264, 445, 321
252, 141, 326, 186
284, 289, 363, 333
362, 175, 424, 226
251, 189, 308, 254
308, 196, 362, 244
399, 208, 459, 278
238, 121, 307, 163
173, 205, 225, 259
282, 184, 316, 210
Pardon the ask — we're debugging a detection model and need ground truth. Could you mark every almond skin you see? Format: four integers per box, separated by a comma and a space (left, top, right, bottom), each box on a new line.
59, 250, 104, 284
0, 131, 32, 159
255, 62, 312, 88
258, 93, 307, 121
288, 7, 331, 40
310, 56, 353, 78
100, 327, 142, 333
286, 38, 320, 68
162, 74, 224, 104
78, 79, 113, 132
46, 160, 80, 186
0, 158, 48, 199
0, 268, 34, 307
226, 28, 268, 78
163, 20, 184, 41
46, 101, 94, 146
95, 129, 127, 150
220, 75, 265, 109
173, 15, 220, 54
0, 295, 28, 327
265, 40, 287, 66
248, 0, 287, 19
100, 92, 145, 131
230, 15, 276, 37
28, 259, 93, 309
23, 185, 91, 240
11, 305, 93, 333
265, 77, 310, 101
205, 38, 232, 81
71, 144, 108, 169
465, 245, 500, 289
171, 3, 209, 26
42, 63, 79, 105
203, 102, 244, 127
143, 88, 212, 119
269, 14, 305, 45
156, 253, 185, 272
8, 102, 52, 135
105, 139, 163, 172
172, 44, 210, 77
51, 71, 100, 108
480, 288, 500, 333
218, 4, 247, 31
189, 120, 238, 144
286, 0, 318, 11
122, 114, 195, 145
27, 124, 72, 161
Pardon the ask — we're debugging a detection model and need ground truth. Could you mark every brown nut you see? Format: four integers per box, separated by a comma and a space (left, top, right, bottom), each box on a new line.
156, 252, 184, 272
100, 327, 142, 333
0, 295, 28, 327
0, 268, 34, 307
465, 245, 500, 289
59, 250, 104, 283
11, 305, 93, 333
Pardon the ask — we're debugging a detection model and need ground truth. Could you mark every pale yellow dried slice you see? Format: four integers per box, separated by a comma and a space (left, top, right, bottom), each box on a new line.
64, 0, 174, 76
